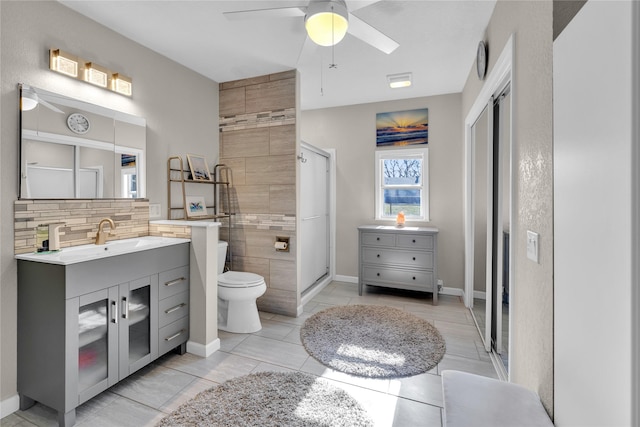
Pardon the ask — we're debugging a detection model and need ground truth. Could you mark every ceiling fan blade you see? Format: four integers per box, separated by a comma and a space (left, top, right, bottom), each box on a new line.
345, 0, 383, 13
296, 35, 318, 65
224, 6, 306, 20
347, 13, 399, 54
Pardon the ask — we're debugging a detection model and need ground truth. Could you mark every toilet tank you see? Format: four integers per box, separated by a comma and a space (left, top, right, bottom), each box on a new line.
217, 241, 228, 274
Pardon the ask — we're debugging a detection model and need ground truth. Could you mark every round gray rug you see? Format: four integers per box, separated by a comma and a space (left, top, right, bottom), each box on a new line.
300, 305, 446, 378
157, 371, 373, 427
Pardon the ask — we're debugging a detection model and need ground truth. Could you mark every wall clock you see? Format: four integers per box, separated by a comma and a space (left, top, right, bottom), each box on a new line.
67, 112, 90, 134
477, 40, 488, 80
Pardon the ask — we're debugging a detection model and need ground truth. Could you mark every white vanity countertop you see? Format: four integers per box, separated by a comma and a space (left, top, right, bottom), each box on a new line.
150, 220, 221, 228
15, 236, 191, 266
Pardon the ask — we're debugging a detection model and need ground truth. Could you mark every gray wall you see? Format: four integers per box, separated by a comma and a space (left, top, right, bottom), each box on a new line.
301, 93, 464, 289
1, 1, 218, 404
461, 0, 554, 415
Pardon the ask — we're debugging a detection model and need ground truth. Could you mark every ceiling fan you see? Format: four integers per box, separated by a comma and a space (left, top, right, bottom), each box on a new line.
224, 0, 399, 55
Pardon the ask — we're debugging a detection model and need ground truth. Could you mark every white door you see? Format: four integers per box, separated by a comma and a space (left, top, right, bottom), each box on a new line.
300, 142, 330, 293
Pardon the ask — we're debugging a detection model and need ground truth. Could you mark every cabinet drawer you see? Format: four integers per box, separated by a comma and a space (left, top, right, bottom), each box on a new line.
159, 291, 189, 328
363, 247, 433, 268
362, 266, 434, 288
361, 232, 395, 247
159, 266, 189, 299
396, 234, 434, 250
159, 316, 189, 355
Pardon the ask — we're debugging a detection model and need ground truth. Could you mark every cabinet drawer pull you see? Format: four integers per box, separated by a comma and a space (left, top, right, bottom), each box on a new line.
165, 303, 186, 315
413, 276, 416, 280
111, 300, 118, 324
412, 239, 416, 243
376, 254, 380, 258
376, 237, 380, 241
165, 329, 185, 342
165, 277, 185, 287
122, 297, 128, 319
376, 272, 380, 277
412, 257, 416, 261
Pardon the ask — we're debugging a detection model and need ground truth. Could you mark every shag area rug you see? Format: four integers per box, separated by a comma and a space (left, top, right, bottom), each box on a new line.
157, 371, 373, 427
300, 305, 446, 378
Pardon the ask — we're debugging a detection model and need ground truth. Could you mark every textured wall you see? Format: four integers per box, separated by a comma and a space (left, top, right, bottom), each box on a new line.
219, 71, 298, 316
1, 1, 218, 405
301, 93, 463, 289
461, 0, 554, 415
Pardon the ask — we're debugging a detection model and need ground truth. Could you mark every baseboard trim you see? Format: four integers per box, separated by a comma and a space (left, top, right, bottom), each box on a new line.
1, 394, 19, 418
187, 338, 220, 358
334, 275, 358, 284
474, 290, 487, 300
441, 286, 464, 297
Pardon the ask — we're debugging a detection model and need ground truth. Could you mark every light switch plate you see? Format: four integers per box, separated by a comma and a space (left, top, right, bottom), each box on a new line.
149, 203, 161, 219
526, 230, 539, 263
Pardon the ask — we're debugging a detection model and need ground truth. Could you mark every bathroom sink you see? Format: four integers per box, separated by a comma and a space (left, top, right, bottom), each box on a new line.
15, 236, 190, 265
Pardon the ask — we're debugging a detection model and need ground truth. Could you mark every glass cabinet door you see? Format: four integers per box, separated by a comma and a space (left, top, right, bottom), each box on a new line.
119, 275, 158, 379
76, 286, 118, 404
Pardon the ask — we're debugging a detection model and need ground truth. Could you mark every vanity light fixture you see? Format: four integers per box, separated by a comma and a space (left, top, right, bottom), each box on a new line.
112, 73, 132, 96
387, 72, 412, 89
84, 62, 109, 88
50, 49, 78, 78
305, 0, 349, 47
49, 49, 133, 97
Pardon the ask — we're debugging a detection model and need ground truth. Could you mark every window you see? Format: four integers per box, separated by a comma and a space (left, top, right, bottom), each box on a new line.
375, 147, 429, 221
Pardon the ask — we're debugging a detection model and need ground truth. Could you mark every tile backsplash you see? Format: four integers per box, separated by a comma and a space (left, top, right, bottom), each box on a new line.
14, 199, 149, 254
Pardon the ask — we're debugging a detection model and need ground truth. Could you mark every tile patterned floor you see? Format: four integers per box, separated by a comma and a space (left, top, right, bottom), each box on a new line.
2, 282, 497, 427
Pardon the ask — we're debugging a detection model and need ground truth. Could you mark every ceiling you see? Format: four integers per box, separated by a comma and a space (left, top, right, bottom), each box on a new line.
58, 0, 496, 111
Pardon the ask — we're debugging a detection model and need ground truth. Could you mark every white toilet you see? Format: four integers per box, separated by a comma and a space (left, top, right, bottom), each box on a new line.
217, 241, 267, 333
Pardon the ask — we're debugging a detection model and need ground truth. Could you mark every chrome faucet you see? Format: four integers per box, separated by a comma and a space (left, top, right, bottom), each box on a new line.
95, 218, 116, 245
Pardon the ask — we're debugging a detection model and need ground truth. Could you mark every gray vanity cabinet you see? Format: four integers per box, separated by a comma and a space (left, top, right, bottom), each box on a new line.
358, 225, 439, 305
17, 243, 189, 427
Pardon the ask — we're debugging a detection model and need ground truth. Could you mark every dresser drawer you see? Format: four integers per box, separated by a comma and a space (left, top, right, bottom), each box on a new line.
362, 266, 434, 288
396, 234, 434, 250
362, 247, 433, 268
159, 291, 189, 328
159, 316, 189, 355
159, 266, 189, 299
361, 232, 395, 247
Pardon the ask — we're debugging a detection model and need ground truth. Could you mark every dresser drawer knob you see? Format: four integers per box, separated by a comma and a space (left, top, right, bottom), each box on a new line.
377, 273, 380, 277
412, 257, 416, 261
377, 254, 380, 258
376, 237, 380, 241
412, 239, 416, 243
413, 276, 416, 280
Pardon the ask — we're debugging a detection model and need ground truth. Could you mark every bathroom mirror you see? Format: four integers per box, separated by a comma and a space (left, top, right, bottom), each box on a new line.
19, 84, 146, 199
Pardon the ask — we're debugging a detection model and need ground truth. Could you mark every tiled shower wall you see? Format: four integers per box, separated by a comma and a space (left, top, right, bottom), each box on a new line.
14, 199, 149, 254
219, 70, 298, 316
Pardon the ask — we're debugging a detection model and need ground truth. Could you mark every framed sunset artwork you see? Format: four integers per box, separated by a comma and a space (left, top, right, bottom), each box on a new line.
376, 108, 429, 147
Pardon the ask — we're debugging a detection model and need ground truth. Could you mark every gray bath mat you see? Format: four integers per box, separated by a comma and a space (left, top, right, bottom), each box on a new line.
300, 304, 446, 378
157, 371, 373, 427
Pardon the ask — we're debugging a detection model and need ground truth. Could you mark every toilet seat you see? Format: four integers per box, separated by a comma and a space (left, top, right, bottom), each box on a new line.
218, 271, 265, 288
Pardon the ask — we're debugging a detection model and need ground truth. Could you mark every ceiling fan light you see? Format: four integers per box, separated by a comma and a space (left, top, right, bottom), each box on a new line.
20, 88, 38, 111
305, 1, 348, 47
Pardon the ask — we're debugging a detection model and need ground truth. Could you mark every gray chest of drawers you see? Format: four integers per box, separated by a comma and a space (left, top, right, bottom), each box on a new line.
358, 225, 439, 305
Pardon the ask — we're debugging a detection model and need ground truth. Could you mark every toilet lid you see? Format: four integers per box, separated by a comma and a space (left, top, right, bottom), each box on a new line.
219, 271, 265, 287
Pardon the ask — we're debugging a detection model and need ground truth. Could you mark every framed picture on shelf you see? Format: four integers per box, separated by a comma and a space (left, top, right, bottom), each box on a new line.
187, 154, 211, 181
185, 195, 208, 217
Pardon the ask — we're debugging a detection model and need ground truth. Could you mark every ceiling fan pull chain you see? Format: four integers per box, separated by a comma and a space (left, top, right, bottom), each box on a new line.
329, 5, 338, 69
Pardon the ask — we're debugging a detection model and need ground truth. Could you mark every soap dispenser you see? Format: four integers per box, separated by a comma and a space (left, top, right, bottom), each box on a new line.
47, 223, 65, 251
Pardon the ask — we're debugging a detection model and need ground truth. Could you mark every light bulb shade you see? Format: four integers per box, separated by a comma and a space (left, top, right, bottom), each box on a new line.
305, 0, 349, 47
21, 90, 38, 111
